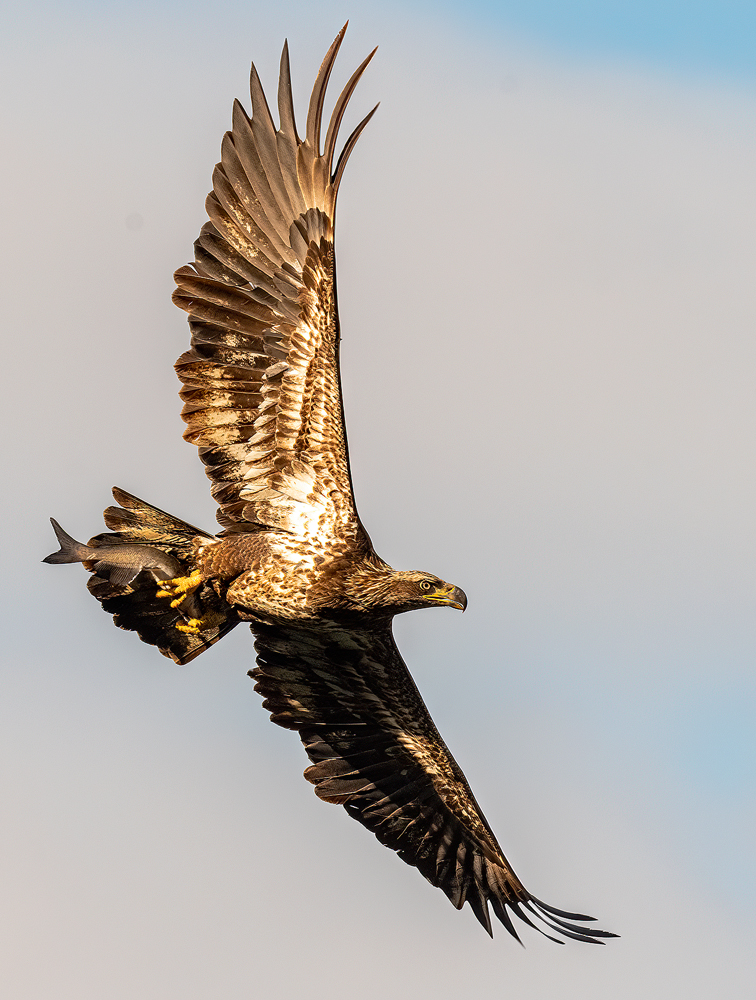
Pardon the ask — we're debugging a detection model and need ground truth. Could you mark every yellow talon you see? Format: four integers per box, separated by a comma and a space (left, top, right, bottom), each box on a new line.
156, 569, 203, 602
176, 618, 203, 634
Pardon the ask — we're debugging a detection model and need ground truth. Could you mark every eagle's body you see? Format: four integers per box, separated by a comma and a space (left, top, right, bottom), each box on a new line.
191, 531, 461, 623
44, 27, 616, 945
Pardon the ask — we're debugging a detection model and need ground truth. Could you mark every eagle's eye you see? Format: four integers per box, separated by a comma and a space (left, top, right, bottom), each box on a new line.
420, 580, 433, 591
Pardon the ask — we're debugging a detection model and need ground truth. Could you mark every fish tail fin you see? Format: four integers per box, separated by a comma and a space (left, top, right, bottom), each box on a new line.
42, 518, 92, 564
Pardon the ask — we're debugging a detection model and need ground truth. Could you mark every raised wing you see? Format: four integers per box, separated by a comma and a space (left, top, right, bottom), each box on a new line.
173, 26, 377, 547
251, 620, 616, 942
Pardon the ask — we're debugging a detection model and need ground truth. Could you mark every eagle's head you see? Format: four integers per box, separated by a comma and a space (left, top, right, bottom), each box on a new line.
349, 567, 467, 615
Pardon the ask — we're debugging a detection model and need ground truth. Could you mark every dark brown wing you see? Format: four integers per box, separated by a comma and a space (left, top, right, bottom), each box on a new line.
251, 620, 616, 942
173, 26, 377, 550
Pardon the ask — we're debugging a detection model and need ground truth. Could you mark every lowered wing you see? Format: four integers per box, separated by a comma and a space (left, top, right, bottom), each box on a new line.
252, 620, 616, 943
173, 26, 376, 549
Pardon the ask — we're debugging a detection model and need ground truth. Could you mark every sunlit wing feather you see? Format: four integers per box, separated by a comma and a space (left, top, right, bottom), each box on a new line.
251, 620, 615, 943
173, 27, 377, 544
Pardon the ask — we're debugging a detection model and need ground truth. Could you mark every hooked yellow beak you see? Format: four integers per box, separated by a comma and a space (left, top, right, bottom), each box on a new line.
428, 583, 467, 611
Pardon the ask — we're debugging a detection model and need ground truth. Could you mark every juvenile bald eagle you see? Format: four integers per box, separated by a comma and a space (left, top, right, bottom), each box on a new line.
45, 26, 615, 944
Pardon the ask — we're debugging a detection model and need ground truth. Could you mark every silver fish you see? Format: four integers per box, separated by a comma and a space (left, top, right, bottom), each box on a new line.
43, 518, 182, 590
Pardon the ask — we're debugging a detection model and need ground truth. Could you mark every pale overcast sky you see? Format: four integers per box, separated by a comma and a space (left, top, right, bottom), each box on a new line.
2, 2, 755, 997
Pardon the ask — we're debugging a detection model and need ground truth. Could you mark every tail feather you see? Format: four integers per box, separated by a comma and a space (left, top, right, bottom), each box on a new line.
100, 487, 216, 549
88, 571, 239, 665
49, 489, 239, 664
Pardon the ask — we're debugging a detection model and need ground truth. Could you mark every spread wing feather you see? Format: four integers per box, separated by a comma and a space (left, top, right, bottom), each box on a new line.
251, 620, 615, 943
173, 27, 377, 546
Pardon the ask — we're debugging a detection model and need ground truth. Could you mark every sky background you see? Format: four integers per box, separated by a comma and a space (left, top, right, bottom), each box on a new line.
2, 1, 755, 996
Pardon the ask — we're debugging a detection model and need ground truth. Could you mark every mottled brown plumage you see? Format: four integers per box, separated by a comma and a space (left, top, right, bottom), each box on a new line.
44, 27, 616, 944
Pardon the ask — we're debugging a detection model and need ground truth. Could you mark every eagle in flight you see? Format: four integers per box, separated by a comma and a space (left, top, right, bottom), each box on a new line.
45, 26, 615, 944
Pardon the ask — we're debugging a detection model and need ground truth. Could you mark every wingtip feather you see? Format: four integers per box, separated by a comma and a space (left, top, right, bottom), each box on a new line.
332, 102, 379, 192
324, 46, 378, 176
306, 24, 348, 154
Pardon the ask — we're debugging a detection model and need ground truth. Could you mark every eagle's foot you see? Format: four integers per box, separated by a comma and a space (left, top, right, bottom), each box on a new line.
156, 569, 203, 607
175, 617, 203, 634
